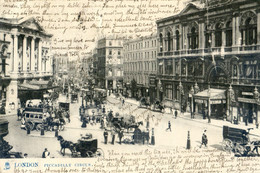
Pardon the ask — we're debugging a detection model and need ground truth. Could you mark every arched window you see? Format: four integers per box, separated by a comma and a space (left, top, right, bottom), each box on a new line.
215, 23, 222, 47
226, 21, 232, 47
245, 18, 257, 45
159, 33, 163, 52
167, 32, 172, 51
176, 30, 180, 50
189, 27, 198, 49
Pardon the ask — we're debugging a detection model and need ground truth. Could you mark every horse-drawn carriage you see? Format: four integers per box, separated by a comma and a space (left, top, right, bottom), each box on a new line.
151, 100, 165, 112
222, 126, 260, 156
139, 97, 150, 109
57, 134, 104, 158
109, 114, 149, 145
21, 107, 65, 131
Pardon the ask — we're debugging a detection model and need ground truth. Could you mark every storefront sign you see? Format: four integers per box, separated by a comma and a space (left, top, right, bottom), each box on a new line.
210, 100, 226, 104
195, 99, 204, 104
238, 97, 256, 104
242, 92, 254, 96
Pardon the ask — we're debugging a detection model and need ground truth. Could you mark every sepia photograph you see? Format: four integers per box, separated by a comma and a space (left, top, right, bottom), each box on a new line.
0, 0, 260, 172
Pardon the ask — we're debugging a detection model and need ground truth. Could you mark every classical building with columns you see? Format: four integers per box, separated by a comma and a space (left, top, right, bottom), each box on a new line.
123, 34, 157, 102
156, 0, 260, 125
0, 17, 53, 114
96, 36, 124, 93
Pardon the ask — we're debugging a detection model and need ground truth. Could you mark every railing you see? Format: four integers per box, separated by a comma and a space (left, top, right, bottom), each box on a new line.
157, 44, 260, 57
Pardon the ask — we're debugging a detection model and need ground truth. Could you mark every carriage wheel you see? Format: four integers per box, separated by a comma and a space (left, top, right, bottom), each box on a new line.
86, 151, 94, 157
25, 122, 34, 131
222, 139, 233, 152
35, 124, 42, 131
95, 148, 104, 158
233, 143, 246, 156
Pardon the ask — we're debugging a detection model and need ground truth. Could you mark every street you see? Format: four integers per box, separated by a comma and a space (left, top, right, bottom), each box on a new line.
2, 93, 228, 158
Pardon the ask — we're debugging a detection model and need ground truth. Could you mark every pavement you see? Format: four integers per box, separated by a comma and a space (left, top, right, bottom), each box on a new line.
108, 93, 260, 138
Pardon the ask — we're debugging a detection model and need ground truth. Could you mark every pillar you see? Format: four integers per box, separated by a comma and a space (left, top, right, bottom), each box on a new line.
6, 80, 18, 115
257, 11, 260, 45
236, 16, 242, 46
38, 39, 42, 74
31, 37, 35, 72
199, 22, 205, 49
13, 33, 19, 75
232, 15, 236, 46
211, 32, 215, 48
22, 35, 27, 72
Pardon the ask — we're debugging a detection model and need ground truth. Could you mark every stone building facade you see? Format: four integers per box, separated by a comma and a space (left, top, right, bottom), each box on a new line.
123, 35, 157, 102
0, 17, 52, 114
96, 37, 124, 92
156, 0, 260, 125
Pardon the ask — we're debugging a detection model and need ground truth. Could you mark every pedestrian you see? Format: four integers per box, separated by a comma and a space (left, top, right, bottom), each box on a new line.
23, 153, 28, 158
42, 148, 50, 158
122, 99, 125, 105
166, 121, 171, 132
111, 130, 115, 145
103, 129, 108, 144
175, 110, 178, 119
118, 129, 124, 144
200, 130, 208, 148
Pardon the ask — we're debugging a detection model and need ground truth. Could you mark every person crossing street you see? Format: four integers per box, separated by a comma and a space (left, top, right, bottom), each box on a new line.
166, 121, 171, 132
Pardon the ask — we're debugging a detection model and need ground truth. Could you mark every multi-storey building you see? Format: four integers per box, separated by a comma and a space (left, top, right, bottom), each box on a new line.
96, 37, 124, 92
0, 17, 52, 114
156, 0, 260, 125
123, 35, 157, 102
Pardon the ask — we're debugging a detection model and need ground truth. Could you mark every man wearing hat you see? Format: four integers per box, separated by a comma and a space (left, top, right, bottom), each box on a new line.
42, 148, 50, 158
200, 130, 208, 148
103, 129, 108, 144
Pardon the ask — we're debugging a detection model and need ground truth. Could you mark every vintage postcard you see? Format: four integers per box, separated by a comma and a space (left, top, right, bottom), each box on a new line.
0, 0, 260, 172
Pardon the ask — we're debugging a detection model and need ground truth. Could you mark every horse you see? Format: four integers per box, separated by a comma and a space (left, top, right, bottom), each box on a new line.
57, 136, 75, 156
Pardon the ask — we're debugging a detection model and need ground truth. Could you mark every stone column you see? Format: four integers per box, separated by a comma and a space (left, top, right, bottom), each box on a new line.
38, 39, 42, 74
236, 16, 241, 46
31, 36, 35, 72
257, 10, 260, 45
211, 32, 215, 48
199, 22, 205, 49
22, 35, 27, 73
222, 30, 226, 47
232, 15, 236, 46
13, 33, 19, 75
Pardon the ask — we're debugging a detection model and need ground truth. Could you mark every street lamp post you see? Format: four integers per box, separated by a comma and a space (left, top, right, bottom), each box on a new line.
190, 86, 194, 119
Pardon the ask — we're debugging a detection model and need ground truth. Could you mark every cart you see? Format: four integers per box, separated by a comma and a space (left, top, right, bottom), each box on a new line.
151, 100, 165, 112
222, 125, 260, 156
71, 137, 104, 157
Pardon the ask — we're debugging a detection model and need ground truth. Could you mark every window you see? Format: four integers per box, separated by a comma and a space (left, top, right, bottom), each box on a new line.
189, 27, 198, 49
118, 50, 121, 55
244, 18, 257, 45
109, 41, 112, 46
109, 50, 112, 55
165, 84, 173, 99
159, 60, 163, 74
215, 23, 222, 47
226, 21, 232, 47
176, 30, 180, 50
165, 59, 173, 75
159, 33, 163, 52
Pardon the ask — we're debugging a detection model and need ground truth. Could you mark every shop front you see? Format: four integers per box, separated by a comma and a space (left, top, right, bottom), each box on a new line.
193, 88, 226, 120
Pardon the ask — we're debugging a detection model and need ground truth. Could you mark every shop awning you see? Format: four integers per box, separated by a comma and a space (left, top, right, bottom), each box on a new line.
18, 83, 41, 90
18, 81, 57, 91
194, 88, 226, 100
